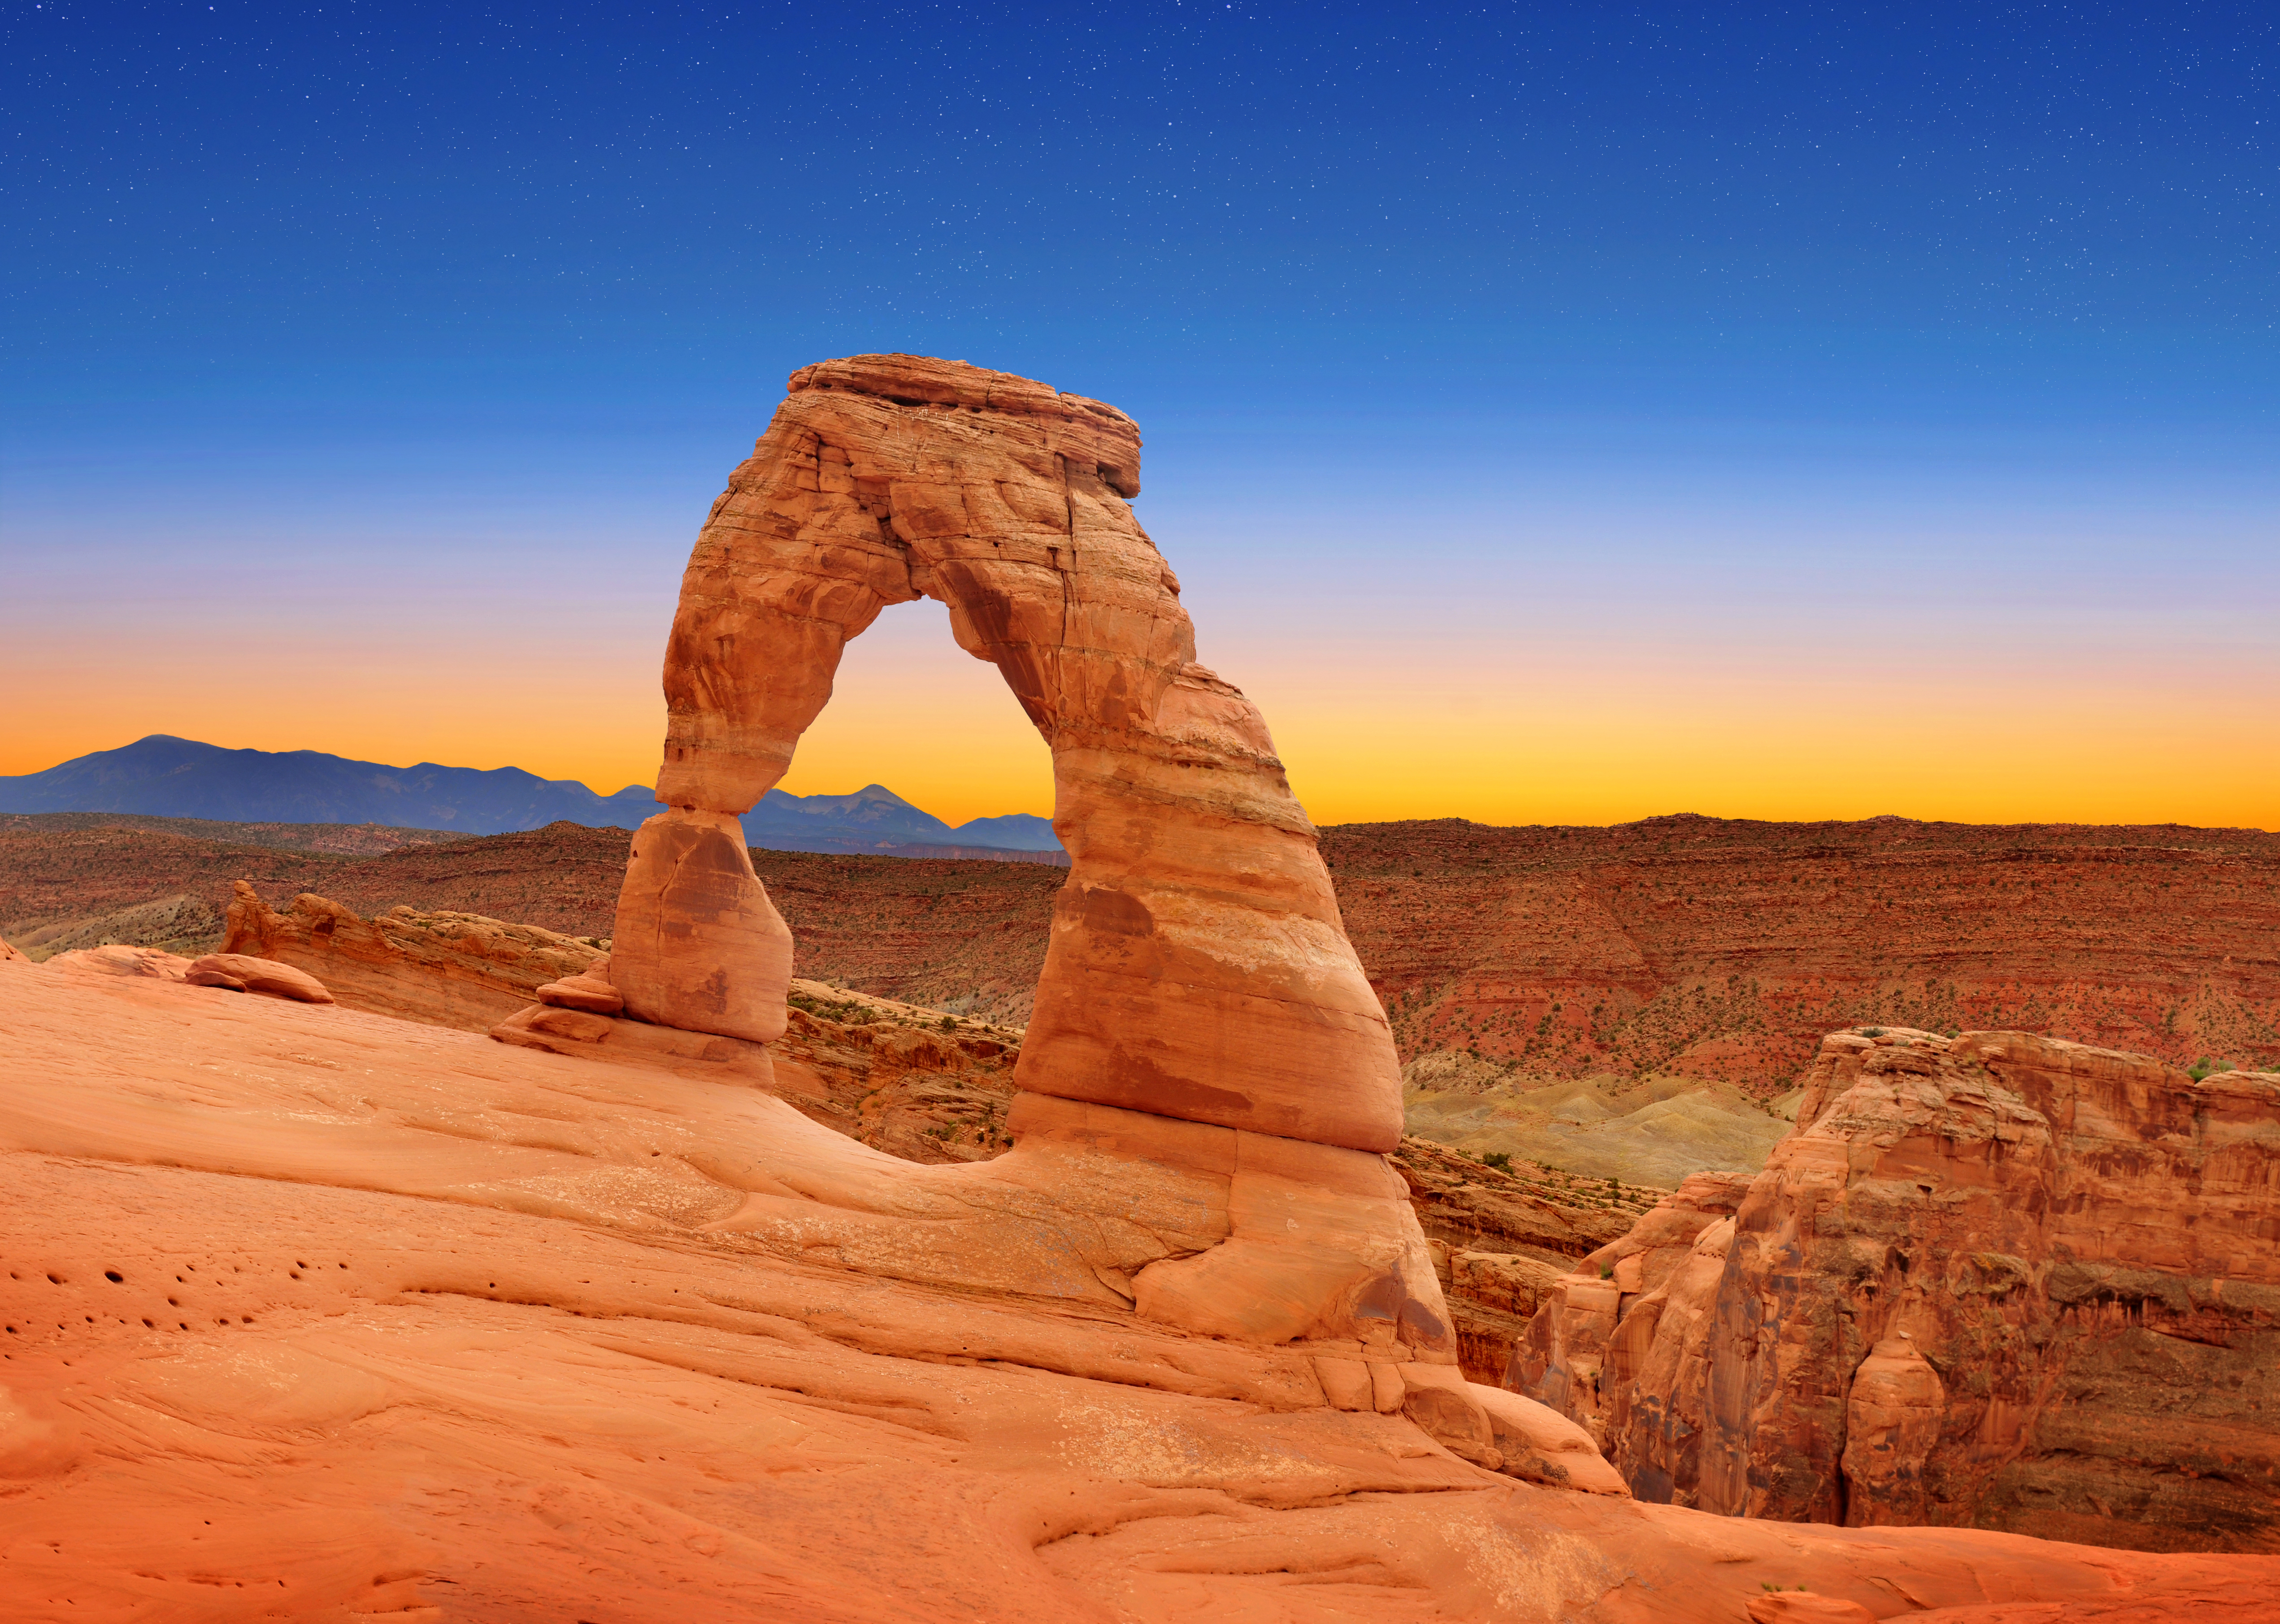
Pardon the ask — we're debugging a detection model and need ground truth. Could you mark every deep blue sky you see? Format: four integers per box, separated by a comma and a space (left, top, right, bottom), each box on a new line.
5, 2, 2276, 825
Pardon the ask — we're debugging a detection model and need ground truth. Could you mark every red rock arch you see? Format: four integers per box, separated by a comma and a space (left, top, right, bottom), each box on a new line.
611, 354, 1401, 1153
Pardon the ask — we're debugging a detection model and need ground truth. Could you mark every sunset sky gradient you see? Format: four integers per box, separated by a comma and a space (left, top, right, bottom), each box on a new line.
7, 3, 2275, 829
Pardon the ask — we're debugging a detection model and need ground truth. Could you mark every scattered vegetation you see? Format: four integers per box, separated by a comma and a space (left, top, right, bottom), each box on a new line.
787, 990, 876, 1026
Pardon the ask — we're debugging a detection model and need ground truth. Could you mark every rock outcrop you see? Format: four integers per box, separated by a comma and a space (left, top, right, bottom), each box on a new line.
534, 355, 1458, 1401
43, 942, 194, 980
8, 953, 2276, 1617
1511, 1027, 2280, 1553
223, 880, 602, 1031
182, 952, 332, 1003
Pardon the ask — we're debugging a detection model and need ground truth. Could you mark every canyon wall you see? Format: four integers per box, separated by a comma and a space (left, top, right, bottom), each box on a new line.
1511, 1026, 2280, 1553
1329, 815, 2280, 1087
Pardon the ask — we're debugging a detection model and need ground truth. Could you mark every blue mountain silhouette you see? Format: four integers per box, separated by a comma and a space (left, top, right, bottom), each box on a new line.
0, 736, 1061, 854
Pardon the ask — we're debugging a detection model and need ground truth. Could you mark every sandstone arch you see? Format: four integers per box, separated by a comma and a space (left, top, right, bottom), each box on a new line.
614, 353, 1402, 1155
582, 354, 1455, 1374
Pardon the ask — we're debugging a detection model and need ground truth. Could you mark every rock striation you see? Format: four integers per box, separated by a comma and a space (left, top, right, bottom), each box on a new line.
1511, 1026, 2280, 1553
627, 354, 1400, 1151
223, 879, 601, 1031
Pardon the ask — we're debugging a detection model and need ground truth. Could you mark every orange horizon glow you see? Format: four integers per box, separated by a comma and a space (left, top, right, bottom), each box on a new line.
9, 593, 2275, 834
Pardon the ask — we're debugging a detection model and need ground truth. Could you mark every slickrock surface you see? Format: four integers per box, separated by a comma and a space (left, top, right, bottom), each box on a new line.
4, 960, 2273, 1619
1512, 1028, 2280, 1554
204, 865, 1620, 1376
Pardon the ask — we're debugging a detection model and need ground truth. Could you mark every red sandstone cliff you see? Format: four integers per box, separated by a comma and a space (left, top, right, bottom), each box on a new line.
1511, 1026, 2280, 1553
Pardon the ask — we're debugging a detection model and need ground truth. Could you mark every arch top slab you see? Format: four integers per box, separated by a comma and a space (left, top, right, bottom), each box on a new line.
621, 353, 1403, 1154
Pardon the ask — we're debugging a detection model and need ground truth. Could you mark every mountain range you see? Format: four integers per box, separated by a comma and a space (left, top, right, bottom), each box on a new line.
0, 736, 1062, 857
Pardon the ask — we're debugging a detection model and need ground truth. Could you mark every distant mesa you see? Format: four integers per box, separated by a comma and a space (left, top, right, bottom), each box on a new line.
0, 735, 1063, 861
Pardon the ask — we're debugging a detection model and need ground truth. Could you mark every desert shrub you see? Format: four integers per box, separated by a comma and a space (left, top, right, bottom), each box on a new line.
1481, 1151, 1513, 1174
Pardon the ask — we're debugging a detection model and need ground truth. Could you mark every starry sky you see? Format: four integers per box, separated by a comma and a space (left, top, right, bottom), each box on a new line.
6, 2, 2276, 829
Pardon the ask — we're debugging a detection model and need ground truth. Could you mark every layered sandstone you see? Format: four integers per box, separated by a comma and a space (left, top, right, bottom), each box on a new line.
221, 879, 603, 1031
630, 354, 1401, 1152
201, 876, 1608, 1363
6, 955, 2274, 1617
1511, 1028, 2280, 1553
1333, 814, 2280, 1089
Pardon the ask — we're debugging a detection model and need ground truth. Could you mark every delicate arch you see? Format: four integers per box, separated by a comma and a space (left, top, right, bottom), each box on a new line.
612, 355, 1400, 1153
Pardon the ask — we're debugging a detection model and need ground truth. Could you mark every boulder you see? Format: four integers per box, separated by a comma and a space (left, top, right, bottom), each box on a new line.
186, 952, 333, 1003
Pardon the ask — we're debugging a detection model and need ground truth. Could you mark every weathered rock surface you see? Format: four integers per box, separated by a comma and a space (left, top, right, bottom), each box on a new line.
43, 942, 194, 980
4, 959, 2272, 1619
1512, 1027, 2280, 1554
183, 952, 333, 1002
221, 879, 601, 1031
636, 353, 1402, 1153
534, 955, 625, 1014
1391, 1134, 1653, 1381
611, 808, 794, 1043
